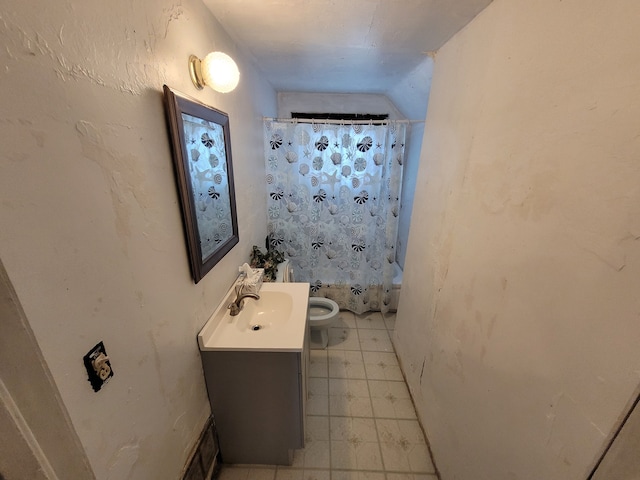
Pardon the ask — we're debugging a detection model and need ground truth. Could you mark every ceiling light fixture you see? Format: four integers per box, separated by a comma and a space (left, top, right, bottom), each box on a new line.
189, 52, 240, 93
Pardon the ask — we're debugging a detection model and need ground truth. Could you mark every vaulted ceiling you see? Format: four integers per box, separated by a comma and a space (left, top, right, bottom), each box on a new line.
203, 0, 493, 118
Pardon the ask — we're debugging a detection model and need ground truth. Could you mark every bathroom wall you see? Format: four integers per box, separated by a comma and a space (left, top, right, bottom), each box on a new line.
388, 57, 433, 270
0, 258, 95, 478
395, 0, 640, 479
0, 0, 276, 478
277, 91, 406, 120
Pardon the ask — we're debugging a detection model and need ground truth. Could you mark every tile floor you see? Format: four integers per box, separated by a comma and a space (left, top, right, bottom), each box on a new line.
217, 311, 438, 480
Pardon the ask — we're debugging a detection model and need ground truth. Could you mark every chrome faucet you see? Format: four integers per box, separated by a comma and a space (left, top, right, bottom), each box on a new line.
228, 284, 260, 316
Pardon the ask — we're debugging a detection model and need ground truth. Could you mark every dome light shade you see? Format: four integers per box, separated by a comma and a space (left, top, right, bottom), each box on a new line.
189, 52, 240, 93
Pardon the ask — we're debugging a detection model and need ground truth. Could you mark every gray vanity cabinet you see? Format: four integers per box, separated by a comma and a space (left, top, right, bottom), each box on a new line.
200, 331, 309, 465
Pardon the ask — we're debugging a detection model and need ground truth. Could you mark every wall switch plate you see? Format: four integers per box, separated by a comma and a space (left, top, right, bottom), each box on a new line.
83, 341, 113, 392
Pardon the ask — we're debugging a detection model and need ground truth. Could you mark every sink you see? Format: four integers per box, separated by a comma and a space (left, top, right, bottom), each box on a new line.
198, 282, 310, 352
234, 290, 293, 332
198, 281, 311, 464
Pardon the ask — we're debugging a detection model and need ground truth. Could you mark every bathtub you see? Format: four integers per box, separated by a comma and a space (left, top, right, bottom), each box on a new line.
275, 260, 403, 313
389, 261, 403, 312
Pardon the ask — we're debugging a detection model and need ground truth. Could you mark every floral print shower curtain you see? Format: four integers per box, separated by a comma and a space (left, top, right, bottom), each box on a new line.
263, 119, 405, 314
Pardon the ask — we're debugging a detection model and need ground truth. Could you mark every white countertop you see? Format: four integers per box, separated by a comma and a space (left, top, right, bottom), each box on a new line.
198, 282, 310, 352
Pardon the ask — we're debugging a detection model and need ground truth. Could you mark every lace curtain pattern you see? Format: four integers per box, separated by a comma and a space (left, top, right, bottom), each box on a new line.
182, 113, 232, 260
263, 120, 405, 314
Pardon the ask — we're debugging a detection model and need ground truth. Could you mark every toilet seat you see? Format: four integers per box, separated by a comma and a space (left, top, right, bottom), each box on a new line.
309, 297, 339, 327
275, 260, 339, 348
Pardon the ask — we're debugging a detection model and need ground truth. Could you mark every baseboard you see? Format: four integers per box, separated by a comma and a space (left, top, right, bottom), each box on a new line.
182, 416, 220, 480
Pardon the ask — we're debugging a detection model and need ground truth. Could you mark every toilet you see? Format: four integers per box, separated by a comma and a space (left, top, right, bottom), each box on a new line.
275, 260, 340, 348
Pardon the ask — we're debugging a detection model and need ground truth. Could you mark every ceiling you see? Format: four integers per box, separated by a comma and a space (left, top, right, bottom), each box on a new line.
203, 0, 493, 116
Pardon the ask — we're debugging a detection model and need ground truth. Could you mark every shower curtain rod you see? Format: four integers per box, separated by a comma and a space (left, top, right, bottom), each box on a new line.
263, 116, 424, 125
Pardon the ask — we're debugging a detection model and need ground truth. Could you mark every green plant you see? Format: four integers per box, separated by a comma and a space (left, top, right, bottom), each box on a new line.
249, 237, 285, 282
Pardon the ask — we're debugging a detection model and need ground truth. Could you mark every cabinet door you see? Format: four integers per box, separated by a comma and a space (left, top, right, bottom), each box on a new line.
298, 315, 310, 446
201, 350, 303, 465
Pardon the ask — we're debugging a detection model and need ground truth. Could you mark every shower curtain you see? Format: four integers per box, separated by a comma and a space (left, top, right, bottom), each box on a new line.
263, 119, 406, 314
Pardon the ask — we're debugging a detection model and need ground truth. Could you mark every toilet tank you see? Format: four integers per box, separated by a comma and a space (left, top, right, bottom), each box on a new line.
275, 260, 294, 282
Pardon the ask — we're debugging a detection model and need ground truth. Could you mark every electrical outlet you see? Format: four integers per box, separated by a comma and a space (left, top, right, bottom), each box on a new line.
83, 341, 113, 392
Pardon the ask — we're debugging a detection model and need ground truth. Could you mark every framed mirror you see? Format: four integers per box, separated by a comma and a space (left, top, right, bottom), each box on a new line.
163, 85, 239, 283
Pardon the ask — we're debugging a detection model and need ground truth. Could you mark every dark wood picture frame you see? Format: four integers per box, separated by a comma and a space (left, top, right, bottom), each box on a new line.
163, 85, 239, 283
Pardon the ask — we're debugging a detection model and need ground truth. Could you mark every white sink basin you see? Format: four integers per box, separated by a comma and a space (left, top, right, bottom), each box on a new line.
234, 290, 293, 332
198, 282, 310, 352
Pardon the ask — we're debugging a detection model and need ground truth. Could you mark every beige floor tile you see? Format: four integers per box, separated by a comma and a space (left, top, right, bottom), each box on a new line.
376, 419, 427, 445
330, 416, 378, 442
305, 416, 330, 442
307, 378, 329, 415
328, 350, 366, 379
335, 311, 357, 329
329, 395, 373, 417
218, 466, 276, 480
405, 444, 435, 473
358, 329, 394, 352
329, 378, 373, 417
302, 471, 331, 480
290, 450, 304, 468
368, 380, 417, 419
386, 474, 438, 480
378, 442, 433, 473
309, 349, 328, 377
382, 312, 396, 331
331, 471, 385, 480
330, 440, 383, 471
274, 468, 302, 480
376, 419, 434, 473
355, 312, 387, 330
275, 468, 331, 480
362, 351, 404, 381
309, 377, 329, 394
307, 395, 329, 416
217, 466, 248, 480
328, 327, 361, 350
291, 439, 331, 469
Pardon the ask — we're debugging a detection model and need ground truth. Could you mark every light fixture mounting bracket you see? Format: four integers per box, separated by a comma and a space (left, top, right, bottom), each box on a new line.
189, 54, 205, 90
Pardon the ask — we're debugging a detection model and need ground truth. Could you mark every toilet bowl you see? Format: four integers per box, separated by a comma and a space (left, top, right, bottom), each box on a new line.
276, 260, 340, 348
308, 296, 340, 348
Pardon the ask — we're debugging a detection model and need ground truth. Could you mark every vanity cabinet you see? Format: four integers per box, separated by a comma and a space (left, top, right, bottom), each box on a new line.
200, 325, 309, 465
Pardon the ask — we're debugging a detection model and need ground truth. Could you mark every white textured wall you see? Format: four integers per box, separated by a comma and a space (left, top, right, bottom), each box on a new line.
395, 0, 640, 479
0, 0, 276, 478
277, 92, 405, 120
388, 57, 433, 269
